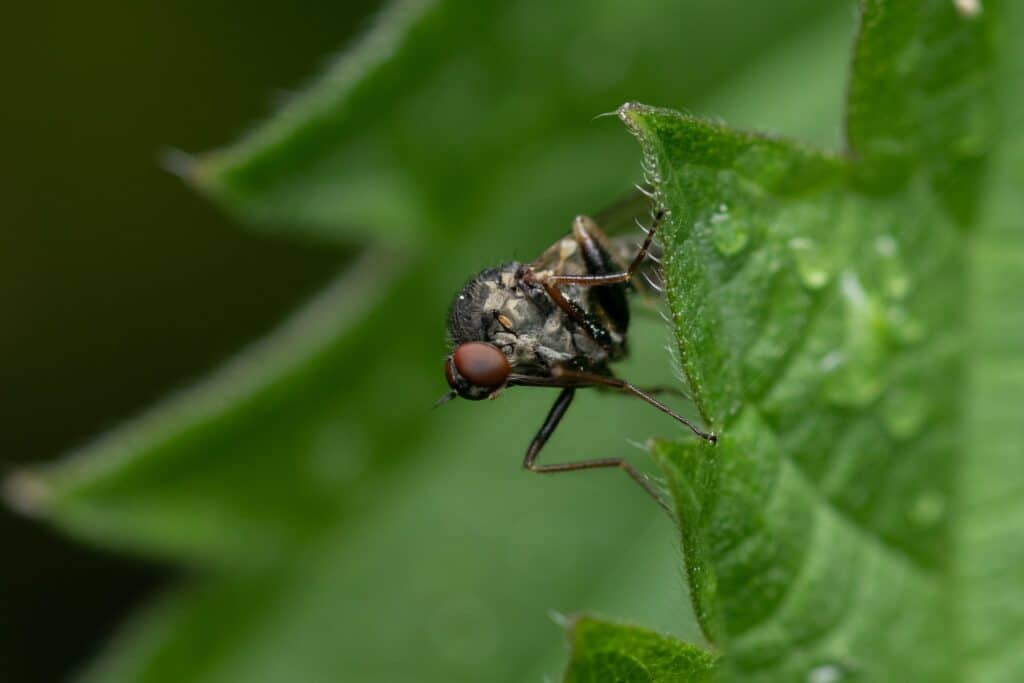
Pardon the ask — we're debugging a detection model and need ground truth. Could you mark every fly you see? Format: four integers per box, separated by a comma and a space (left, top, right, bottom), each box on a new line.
438, 190, 716, 512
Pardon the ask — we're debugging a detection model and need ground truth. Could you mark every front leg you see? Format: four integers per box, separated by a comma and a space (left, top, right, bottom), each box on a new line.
524, 207, 664, 348
523, 387, 672, 515
519, 266, 616, 351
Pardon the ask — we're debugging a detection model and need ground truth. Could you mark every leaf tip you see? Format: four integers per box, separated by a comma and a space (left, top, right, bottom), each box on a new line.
615, 101, 651, 131
561, 612, 594, 645
548, 609, 573, 630
644, 437, 675, 462
616, 101, 670, 198
159, 147, 197, 178
616, 101, 681, 134
3, 469, 53, 518
159, 147, 220, 194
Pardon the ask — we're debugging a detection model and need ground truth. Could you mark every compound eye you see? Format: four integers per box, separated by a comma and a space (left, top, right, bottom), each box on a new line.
452, 342, 510, 389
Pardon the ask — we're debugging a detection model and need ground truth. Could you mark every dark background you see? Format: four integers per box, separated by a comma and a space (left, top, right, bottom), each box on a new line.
1, 2, 378, 680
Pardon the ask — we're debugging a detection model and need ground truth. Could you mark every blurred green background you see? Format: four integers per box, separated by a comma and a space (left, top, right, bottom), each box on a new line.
2, 2, 856, 681
1, 2, 372, 680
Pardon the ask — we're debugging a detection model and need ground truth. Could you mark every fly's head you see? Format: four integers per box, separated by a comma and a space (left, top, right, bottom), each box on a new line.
442, 263, 569, 403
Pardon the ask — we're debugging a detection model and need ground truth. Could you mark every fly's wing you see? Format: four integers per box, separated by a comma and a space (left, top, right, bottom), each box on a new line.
591, 187, 652, 238
530, 187, 663, 293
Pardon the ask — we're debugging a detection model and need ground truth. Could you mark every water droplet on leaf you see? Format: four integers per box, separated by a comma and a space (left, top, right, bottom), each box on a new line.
874, 234, 910, 299
955, 0, 982, 21
873, 235, 897, 257
882, 387, 929, 439
789, 237, 833, 289
710, 203, 749, 255
886, 305, 926, 345
807, 661, 857, 683
910, 490, 947, 527
823, 355, 884, 408
820, 350, 846, 372
823, 272, 887, 407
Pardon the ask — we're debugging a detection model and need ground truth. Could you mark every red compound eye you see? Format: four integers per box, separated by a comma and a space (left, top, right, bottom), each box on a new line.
452, 342, 510, 388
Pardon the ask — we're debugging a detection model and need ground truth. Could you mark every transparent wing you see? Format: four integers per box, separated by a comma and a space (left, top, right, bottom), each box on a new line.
590, 187, 654, 238
531, 187, 663, 291
591, 187, 664, 297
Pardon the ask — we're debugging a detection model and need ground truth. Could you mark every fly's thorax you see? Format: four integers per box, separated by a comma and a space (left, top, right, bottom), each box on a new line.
447, 262, 612, 376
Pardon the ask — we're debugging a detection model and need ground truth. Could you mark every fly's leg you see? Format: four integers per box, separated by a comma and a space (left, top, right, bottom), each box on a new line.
522, 210, 648, 349
625, 385, 691, 401
569, 214, 631, 331
523, 388, 673, 515
554, 368, 716, 443
532, 278, 615, 349
523, 207, 664, 347
547, 207, 665, 288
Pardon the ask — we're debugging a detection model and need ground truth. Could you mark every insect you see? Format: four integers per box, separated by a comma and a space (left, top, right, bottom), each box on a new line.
438, 190, 716, 511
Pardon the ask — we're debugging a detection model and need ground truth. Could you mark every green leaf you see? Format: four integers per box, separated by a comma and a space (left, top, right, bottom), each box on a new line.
5, 2, 858, 682
960, 8, 1024, 677
846, 0, 995, 218
12, 0, 1021, 679
564, 617, 716, 683
609, 0, 1013, 680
